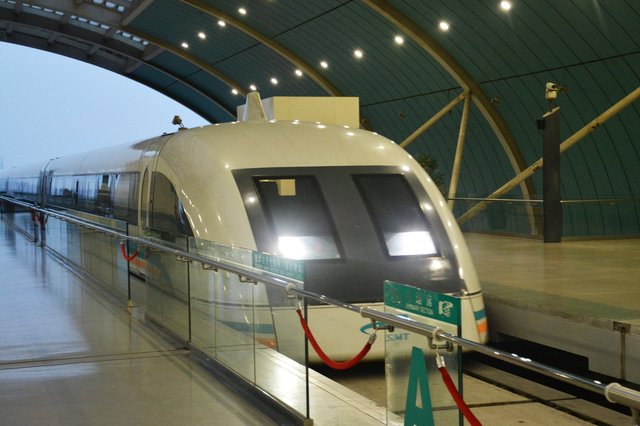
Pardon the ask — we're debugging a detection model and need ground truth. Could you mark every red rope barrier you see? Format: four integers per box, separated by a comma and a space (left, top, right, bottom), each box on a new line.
295, 308, 375, 370
120, 241, 139, 261
437, 356, 482, 426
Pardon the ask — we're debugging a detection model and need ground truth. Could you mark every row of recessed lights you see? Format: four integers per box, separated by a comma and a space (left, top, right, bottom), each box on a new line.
181, 0, 513, 47
438, 1, 513, 32
181, 1, 514, 92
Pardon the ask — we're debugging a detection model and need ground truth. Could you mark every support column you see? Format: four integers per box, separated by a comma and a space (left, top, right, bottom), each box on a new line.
540, 107, 562, 243
448, 93, 472, 210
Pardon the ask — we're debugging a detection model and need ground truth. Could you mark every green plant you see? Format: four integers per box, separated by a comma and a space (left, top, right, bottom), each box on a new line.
415, 153, 446, 196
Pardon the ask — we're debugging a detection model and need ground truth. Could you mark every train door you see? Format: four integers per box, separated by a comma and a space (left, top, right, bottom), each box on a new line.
136, 135, 173, 235
140, 167, 151, 231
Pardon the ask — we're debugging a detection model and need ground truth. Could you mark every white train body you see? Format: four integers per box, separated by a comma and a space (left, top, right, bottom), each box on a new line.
0, 97, 488, 361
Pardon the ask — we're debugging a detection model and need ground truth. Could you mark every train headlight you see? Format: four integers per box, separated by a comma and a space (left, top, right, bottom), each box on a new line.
385, 231, 437, 256
278, 236, 307, 260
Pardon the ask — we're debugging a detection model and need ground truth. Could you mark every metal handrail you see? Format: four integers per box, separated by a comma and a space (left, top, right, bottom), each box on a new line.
2, 195, 639, 413
449, 196, 640, 205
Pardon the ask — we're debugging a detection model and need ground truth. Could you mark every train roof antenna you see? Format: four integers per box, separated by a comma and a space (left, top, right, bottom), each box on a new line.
241, 91, 267, 122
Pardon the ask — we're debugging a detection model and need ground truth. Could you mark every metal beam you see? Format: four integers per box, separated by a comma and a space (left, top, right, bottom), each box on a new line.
457, 86, 640, 224
178, 0, 342, 97
363, 0, 536, 205
447, 93, 472, 210
122, 0, 154, 26
0, 8, 236, 122
23, 0, 122, 26
400, 91, 467, 148
22, 0, 244, 105
130, 29, 247, 96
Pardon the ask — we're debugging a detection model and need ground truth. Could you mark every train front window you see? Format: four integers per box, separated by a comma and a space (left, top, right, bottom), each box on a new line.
354, 174, 438, 257
255, 176, 341, 260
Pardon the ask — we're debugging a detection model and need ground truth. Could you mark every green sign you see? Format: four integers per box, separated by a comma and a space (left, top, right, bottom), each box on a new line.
252, 251, 305, 281
384, 281, 460, 326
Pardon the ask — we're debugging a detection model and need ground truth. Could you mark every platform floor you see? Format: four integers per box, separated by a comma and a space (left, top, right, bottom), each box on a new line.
0, 223, 275, 426
0, 220, 632, 425
466, 233, 640, 383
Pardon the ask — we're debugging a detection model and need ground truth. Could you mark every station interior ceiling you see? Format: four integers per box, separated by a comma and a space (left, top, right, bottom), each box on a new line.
1, 0, 639, 238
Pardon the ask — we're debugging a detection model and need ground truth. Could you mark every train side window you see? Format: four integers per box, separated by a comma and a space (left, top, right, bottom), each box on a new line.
150, 172, 192, 236
354, 174, 438, 257
59, 176, 74, 208
254, 176, 341, 260
96, 174, 112, 216
112, 174, 127, 221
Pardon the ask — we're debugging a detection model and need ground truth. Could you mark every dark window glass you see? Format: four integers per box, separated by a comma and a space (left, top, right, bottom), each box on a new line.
79, 175, 97, 213
150, 172, 192, 236
8, 177, 38, 201
354, 174, 438, 257
255, 176, 340, 260
97, 174, 111, 216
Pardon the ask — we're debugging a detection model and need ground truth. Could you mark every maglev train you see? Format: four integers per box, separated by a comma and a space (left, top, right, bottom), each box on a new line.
0, 93, 488, 360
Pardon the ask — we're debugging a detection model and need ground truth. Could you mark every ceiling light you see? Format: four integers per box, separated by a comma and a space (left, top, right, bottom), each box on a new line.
249, 84, 257, 91
294, 69, 303, 77
231, 88, 239, 95
181, 42, 189, 48
353, 49, 364, 59
218, 20, 226, 27
270, 77, 278, 85
500, 1, 512, 11
198, 32, 206, 39
238, 7, 247, 15
439, 21, 450, 31
320, 60, 328, 69
394, 35, 404, 45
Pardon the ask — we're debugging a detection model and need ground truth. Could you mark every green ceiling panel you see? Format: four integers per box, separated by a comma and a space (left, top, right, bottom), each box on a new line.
213, 44, 327, 99
202, 0, 348, 37
275, 2, 457, 104
128, 1, 258, 64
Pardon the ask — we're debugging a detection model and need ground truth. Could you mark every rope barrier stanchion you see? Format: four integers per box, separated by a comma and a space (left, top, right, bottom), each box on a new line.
295, 308, 376, 370
120, 240, 139, 262
436, 353, 482, 426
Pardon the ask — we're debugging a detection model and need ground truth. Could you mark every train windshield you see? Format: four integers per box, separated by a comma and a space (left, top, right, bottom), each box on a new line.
354, 174, 438, 257
255, 176, 341, 260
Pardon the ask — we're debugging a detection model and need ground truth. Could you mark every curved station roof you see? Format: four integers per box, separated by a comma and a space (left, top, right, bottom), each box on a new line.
1, 0, 639, 237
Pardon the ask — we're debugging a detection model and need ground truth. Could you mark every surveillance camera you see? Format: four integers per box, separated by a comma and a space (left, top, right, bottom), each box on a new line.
545, 82, 560, 100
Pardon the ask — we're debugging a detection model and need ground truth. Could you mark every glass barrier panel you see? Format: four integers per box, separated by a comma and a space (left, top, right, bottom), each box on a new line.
188, 239, 258, 383
45, 215, 63, 256
456, 198, 640, 238
384, 281, 462, 426
112, 236, 129, 300
146, 233, 190, 340
2, 207, 37, 240
188, 237, 309, 418
455, 199, 542, 238
562, 199, 640, 238
255, 286, 306, 416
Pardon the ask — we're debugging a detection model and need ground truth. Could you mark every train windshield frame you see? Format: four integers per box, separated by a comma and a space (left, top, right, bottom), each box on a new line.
253, 175, 342, 261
